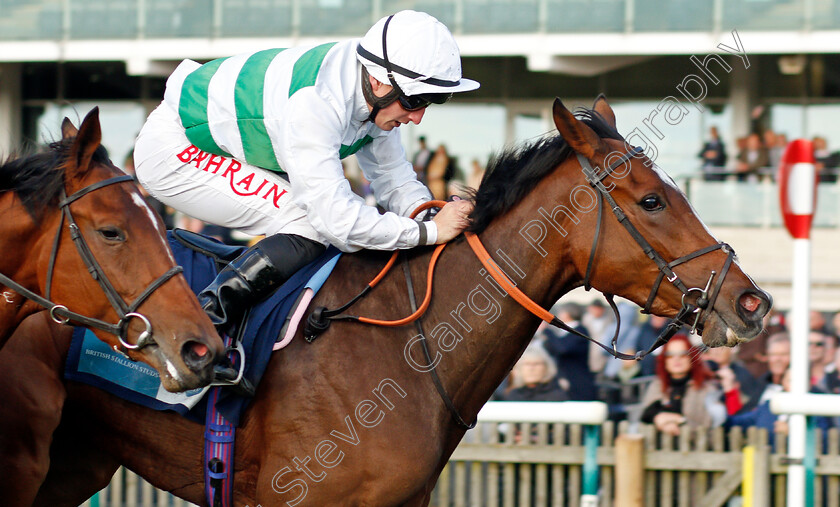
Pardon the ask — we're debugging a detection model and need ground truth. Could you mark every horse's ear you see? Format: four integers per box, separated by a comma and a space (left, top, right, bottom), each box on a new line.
67, 108, 102, 178
552, 98, 601, 159
61, 117, 78, 139
593, 94, 617, 130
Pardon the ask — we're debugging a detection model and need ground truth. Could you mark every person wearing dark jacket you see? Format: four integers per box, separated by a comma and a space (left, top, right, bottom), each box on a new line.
698, 126, 727, 181
727, 368, 832, 450
541, 303, 598, 401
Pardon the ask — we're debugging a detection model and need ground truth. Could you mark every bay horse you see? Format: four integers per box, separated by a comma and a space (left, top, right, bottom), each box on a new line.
0, 107, 224, 391
20, 96, 770, 506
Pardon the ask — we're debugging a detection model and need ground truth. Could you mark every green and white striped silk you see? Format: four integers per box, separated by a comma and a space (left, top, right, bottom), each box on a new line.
178, 42, 373, 173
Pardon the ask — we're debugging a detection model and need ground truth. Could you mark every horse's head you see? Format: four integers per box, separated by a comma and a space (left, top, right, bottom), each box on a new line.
48, 108, 225, 390
551, 96, 771, 347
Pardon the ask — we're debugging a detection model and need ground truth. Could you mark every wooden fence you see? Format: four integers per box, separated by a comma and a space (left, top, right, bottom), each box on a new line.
81, 422, 840, 507
78, 467, 197, 507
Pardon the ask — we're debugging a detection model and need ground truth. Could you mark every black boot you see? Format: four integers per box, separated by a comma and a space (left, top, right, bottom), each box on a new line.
199, 234, 325, 333
201, 234, 325, 386
200, 247, 281, 331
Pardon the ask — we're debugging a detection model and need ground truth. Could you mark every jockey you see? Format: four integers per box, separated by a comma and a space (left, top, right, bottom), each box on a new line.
134, 10, 479, 337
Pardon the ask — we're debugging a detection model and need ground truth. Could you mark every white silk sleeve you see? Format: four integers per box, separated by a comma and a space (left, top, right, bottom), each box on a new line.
274, 90, 435, 252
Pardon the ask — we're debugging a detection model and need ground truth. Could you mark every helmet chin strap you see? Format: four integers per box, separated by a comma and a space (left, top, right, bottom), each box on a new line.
362, 66, 400, 123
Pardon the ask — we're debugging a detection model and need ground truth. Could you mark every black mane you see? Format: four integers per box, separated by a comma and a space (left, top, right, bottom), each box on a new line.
0, 138, 110, 221
468, 108, 623, 233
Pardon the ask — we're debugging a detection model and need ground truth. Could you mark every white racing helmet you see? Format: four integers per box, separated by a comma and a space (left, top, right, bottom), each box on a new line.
357, 10, 480, 102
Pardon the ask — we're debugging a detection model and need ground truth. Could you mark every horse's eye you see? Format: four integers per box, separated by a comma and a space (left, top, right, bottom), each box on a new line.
97, 227, 125, 242
640, 195, 664, 212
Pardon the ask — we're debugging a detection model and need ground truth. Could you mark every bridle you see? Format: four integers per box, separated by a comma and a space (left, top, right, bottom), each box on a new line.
303, 145, 738, 429
570, 146, 736, 360
0, 174, 183, 355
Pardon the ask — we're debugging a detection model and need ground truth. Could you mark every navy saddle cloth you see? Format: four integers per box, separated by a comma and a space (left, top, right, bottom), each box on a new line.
65, 230, 340, 426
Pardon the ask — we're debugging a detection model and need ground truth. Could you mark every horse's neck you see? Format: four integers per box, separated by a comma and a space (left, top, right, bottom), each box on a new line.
0, 200, 63, 343
419, 215, 576, 424
0, 198, 57, 294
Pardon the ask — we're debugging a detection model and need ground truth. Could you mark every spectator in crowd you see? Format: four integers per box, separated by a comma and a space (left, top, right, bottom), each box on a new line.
425, 144, 456, 200
818, 345, 840, 429
703, 345, 762, 415
634, 314, 670, 377
824, 332, 839, 376
767, 308, 787, 334
813, 136, 840, 183
698, 126, 727, 181
749, 104, 767, 135
504, 344, 569, 402
808, 331, 833, 387
598, 301, 641, 379
541, 303, 598, 401
811, 309, 830, 334
175, 213, 207, 234
755, 332, 791, 404
726, 368, 832, 449
818, 347, 840, 395
763, 129, 784, 169
451, 158, 484, 199
582, 299, 616, 375
735, 132, 769, 182
466, 158, 485, 191
491, 372, 514, 401
445, 157, 465, 198
738, 308, 785, 379
830, 310, 840, 337
201, 223, 241, 245
733, 136, 747, 163
639, 333, 727, 435
411, 135, 431, 183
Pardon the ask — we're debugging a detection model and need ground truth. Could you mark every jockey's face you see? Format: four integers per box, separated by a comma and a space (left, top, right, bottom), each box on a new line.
367, 76, 426, 131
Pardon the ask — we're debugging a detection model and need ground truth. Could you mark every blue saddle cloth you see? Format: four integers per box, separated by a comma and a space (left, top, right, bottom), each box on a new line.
64, 231, 340, 426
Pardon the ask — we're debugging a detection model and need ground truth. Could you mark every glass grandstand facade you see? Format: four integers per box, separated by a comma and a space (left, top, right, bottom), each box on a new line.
2, 0, 840, 41
2, 0, 840, 229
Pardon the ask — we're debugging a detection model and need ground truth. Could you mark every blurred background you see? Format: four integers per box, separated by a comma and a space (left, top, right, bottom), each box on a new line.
0, 0, 838, 309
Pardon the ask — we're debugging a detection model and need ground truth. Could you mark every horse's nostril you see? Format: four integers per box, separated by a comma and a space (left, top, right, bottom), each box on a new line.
740, 293, 762, 313
191, 342, 209, 358
181, 340, 214, 372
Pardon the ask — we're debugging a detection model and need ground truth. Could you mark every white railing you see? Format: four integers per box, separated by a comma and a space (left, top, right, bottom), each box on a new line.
679, 168, 840, 228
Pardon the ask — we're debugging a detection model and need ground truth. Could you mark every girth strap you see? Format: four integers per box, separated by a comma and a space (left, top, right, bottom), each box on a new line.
204, 383, 236, 507
401, 256, 475, 430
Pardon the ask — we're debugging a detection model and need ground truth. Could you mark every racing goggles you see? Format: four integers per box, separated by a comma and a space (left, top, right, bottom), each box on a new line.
397, 92, 452, 111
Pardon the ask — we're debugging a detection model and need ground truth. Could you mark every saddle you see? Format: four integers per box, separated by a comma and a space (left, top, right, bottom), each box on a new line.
171, 228, 246, 266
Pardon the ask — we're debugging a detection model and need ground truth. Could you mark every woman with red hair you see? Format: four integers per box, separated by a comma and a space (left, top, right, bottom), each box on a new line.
639, 334, 727, 435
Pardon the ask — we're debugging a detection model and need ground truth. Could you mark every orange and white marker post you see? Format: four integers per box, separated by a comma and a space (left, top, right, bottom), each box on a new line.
777, 139, 818, 506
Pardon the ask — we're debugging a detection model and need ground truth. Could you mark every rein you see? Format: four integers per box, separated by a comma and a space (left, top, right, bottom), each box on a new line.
304, 146, 736, 426
305, 201, 447, 336
304, 201, 477, 428
0, 174, 183, 355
